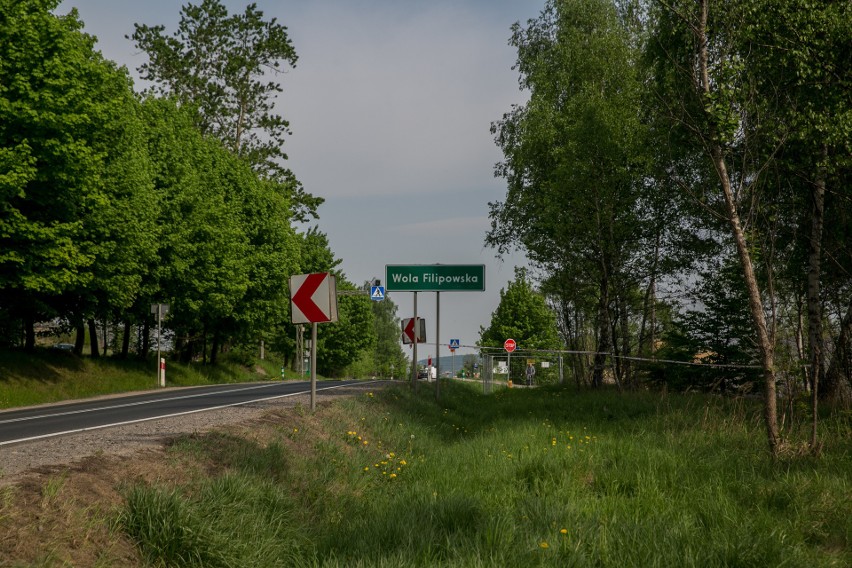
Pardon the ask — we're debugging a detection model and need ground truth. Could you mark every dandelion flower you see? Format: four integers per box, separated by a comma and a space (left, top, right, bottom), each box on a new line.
363, 467, 369, 472
560, 529, 568, 535
540, 541, 549, 549
389, 473, 397, 479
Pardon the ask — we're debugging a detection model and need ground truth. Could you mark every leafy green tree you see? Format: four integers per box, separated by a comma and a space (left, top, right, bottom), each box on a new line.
368, 281, 406, 378
130, 0, 322, 222
141, 98, 251, 364
738, 0, 851, 408
489, 0, 651, 387
479, 267, 562, 352
316, 279, 376, 377
480, 268, 562, 384
0, 0, 155, 351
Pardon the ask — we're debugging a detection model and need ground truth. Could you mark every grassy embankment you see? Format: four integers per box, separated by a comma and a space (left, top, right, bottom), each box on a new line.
2, 351, 849, 566
116, 381, 851, 567
0, 348, 306, 409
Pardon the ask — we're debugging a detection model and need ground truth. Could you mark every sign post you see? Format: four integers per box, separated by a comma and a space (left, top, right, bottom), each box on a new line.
504, 338, 516, 386
449, 338, 459, 379
386, 264, 485, 401
290, 273, 338, 411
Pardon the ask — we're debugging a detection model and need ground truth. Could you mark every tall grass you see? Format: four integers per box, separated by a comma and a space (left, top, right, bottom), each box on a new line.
120, 382, 852, 567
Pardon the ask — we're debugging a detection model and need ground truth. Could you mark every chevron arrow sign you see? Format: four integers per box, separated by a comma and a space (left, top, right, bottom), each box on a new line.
290, 272, 338, 324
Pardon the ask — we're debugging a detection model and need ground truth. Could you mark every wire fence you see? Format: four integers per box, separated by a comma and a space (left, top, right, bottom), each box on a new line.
466, 344, 776, 395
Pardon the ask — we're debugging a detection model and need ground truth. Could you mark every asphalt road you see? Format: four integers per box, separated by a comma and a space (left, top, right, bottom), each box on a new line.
0, 380, 370, 446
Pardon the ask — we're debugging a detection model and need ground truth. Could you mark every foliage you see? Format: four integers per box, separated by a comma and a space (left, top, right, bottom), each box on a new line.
0, 0, 156, 348
479, 267, 562, 353
489, 0, 663, 387
130, 0, 322, 222
317, 279, 376, 377
368, 281, 407, 378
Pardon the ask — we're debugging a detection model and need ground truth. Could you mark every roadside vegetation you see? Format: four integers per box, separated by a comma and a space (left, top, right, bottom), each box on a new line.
5, 380, 847, 567
0, 349, 302, 409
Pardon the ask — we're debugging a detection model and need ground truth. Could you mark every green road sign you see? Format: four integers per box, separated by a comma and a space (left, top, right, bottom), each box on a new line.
385, 264, 485, 292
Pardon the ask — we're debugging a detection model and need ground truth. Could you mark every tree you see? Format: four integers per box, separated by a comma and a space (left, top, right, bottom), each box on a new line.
368, 281, 407, 379
739, 0, 852, 424
647, 0, 783, 453
130, 0, 322, 222
488, 0, 651, 387
316, 279, 375, 377
0, 0, 155, 351
141, 98, 252, 364
479, 267, 562, 360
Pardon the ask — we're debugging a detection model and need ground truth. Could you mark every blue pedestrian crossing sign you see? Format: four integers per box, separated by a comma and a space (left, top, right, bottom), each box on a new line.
449, 338, 460, 350
370, 286, 385, 301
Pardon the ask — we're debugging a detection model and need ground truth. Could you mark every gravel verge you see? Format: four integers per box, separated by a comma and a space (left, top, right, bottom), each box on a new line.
0, 381, 384, 486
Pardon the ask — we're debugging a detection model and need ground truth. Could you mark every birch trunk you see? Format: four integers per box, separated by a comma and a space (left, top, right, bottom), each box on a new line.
697, 0, 779, 455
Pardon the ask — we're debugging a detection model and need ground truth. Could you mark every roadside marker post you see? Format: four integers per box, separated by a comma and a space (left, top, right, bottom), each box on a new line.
150, 303, 169, 387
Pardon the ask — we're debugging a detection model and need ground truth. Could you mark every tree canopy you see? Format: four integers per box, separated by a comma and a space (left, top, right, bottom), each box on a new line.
130, 0, 322, 222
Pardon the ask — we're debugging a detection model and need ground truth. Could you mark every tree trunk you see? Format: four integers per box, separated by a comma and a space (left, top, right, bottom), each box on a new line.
75, 321, 85, 355
202, 322, 208, 365
121, 321, 131, 359
795, 293, 809, 392
807, 148, 826, 448
697, 0, 779, 455
210, 329, 220, 365
619, 293, 631, 386
139, 318, 150, 359
638, 232, 660, 358
824, 297, 852, 401
593, 274, 611, 388
87, 319, 100, 358
102, 320, 109, 357
23, 313, 35, 351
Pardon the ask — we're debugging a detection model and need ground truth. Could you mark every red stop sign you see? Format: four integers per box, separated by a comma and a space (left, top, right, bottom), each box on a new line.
504, 338, 516, 353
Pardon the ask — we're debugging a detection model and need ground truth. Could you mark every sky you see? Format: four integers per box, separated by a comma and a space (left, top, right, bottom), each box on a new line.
57, 0, 547, 361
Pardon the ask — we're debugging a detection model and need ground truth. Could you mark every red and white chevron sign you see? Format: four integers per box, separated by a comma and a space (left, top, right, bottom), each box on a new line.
290, 272, 338, 324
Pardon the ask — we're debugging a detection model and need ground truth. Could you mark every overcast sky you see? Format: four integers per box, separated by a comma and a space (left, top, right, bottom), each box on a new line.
57, 0, 546, 361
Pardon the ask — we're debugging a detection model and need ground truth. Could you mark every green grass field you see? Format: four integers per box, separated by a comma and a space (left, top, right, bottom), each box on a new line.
119, 381, 852, 567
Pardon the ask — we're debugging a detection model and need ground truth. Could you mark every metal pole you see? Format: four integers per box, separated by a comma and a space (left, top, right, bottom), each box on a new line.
310, 322, 317, 411
413, 292, 418, 393
435, 291, 440, 400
